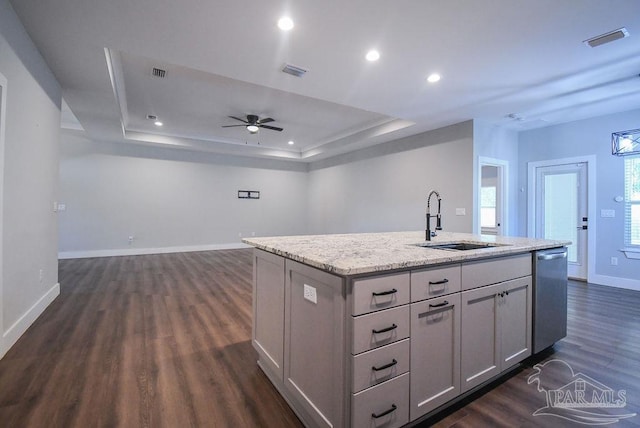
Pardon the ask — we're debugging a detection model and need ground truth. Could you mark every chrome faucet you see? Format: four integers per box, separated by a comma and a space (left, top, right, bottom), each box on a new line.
426, 190, 442, 241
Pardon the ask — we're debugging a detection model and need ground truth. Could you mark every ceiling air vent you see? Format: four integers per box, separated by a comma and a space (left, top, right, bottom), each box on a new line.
151, 67, 167, 78
584, 27, 629, 48
281, 63, 308, 78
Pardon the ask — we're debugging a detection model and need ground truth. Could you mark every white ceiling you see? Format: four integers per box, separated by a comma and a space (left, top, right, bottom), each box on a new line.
10, 0, 640, 161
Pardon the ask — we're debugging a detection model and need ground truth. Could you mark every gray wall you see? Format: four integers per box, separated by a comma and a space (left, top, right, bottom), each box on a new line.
519, 108, 640, 286
307, 121, 474, 234
58, 132, 309, 256
0, 0, 61, 356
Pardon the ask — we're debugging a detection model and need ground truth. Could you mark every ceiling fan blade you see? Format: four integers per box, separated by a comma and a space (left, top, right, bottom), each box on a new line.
228, 115, 249, 124
221, 124, 246, 128
259, 125, 283, 132
258, 117, 274, 124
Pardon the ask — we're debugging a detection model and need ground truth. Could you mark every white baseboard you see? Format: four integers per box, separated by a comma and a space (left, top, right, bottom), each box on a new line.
58, 242, 252, 259
589, 273, 640, 292
1, 282, 60, 359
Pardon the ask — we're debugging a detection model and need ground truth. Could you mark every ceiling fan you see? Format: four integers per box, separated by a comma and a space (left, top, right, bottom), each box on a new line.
222, 114, 283, 134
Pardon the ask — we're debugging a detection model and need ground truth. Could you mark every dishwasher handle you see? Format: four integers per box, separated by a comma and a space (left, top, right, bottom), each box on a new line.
537, 251, 567, 261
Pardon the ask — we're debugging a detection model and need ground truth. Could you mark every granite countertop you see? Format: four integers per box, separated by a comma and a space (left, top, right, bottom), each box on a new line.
242, 231, 570, 276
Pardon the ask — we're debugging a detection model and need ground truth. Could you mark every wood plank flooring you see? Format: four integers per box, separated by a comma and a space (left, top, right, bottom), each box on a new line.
0, 249, 638, 427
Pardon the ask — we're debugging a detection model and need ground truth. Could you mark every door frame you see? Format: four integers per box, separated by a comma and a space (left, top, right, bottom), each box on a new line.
0, 72, 7, 356
477, 157, 508, 235
527, 155, 596, 282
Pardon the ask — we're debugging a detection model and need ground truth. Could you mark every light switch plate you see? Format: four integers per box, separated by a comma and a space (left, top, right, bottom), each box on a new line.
303, 284, 317, 304
456, 208, 466, 216
600, 209, 615, 218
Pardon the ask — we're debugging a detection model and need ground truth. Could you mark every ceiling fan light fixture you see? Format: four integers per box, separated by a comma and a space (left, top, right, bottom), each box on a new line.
247, 125, 259, 133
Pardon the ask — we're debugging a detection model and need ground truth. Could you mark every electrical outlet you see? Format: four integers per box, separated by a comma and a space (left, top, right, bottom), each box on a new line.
128, 235, 134, 244
611, 257, 618, 266
303, 284, 317, 304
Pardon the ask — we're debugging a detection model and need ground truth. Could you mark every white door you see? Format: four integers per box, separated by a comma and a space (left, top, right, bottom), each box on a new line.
535, 163, 588, 279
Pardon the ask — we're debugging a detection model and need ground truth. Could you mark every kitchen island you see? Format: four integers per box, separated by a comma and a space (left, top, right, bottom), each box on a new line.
242, 231, 569, 428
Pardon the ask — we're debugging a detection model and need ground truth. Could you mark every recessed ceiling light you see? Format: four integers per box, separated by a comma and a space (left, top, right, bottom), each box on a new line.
427, 73, 441, 83
278, 16, 294, 31
288, 140, 295, 145
154, 121, 163, 126
365, 50, 380, 62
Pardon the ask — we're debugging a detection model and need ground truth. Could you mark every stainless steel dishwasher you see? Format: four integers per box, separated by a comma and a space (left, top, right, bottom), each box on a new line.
533, 247, 568, 353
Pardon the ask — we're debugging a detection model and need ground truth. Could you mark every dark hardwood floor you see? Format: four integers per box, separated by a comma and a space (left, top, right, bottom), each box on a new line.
0, 249, 638, 427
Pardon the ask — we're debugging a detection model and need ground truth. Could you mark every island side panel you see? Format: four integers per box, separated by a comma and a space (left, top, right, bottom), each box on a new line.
284, 259, 346, 428
253, 249, 286, 382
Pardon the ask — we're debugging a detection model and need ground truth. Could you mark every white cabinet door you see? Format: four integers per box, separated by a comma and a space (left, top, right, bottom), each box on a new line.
499, 276, 532, 368
253, 250, 285, 381
410, 294, 461, 419
460, 283, 501, 393
461, 277, 533, 394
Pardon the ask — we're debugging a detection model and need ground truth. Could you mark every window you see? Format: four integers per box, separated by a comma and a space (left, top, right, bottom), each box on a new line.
480, 186, 496, 228
625, 156, 640, 247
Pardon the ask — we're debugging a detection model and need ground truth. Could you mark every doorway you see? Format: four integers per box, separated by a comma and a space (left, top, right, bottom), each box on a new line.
528, 157, 595, 281
478, 157, 508, 236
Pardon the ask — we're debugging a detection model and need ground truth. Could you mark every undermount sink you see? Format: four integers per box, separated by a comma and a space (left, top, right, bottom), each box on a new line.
415, 241, 510, 251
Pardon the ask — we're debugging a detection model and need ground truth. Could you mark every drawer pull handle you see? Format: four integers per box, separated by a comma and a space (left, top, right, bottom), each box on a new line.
428, 279, 449, 285
372, 359, 398, 372
372, 404, 397, 419
372, 288, 397, 297
429, 300, 449, 308
372, 324, 397, 334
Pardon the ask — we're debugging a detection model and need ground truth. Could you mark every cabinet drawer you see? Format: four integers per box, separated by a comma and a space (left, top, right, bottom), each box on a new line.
352, 373, 409, 428
411, 265, 461, 302
352, 272, 410, 316
351, 339, 409, 393
462, 253, 532, 290
352, 306, 410, 354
